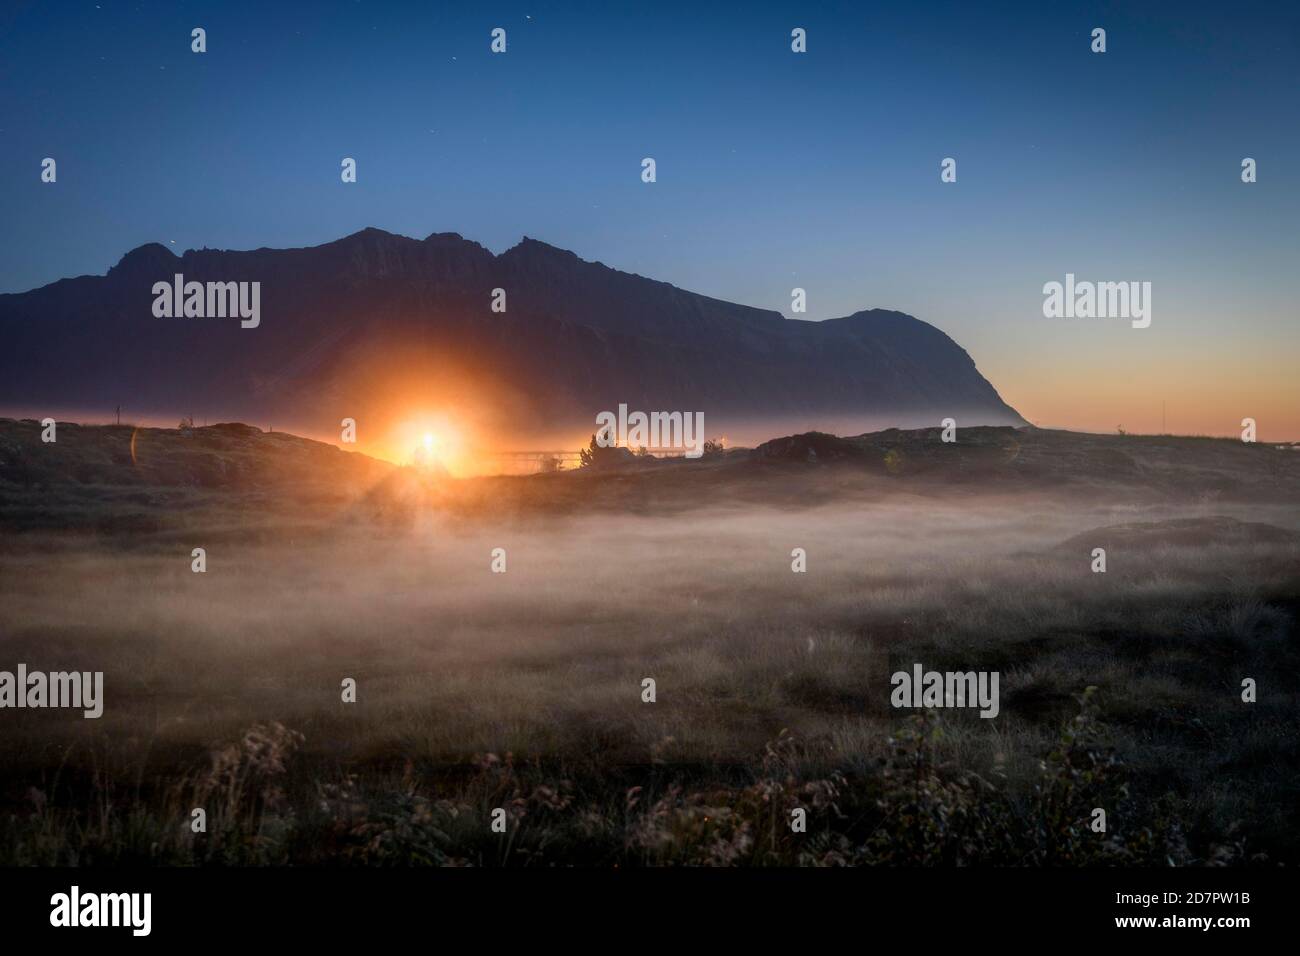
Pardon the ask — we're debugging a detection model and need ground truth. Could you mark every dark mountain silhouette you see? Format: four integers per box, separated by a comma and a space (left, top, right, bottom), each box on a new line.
0, 228, 1024, 444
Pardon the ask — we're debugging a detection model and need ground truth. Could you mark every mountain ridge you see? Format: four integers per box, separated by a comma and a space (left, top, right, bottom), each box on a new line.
0, 228, 1026, 445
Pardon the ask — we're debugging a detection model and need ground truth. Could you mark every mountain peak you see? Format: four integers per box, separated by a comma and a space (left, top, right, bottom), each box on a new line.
335, 226, 409, 245
502, 236, 581, 261
107, 242, 178, 278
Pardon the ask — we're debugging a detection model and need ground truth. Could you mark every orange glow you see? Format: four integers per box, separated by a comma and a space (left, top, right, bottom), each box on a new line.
374, 414, 469, 473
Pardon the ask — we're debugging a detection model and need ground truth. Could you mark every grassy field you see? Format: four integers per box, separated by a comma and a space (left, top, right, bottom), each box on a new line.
1, 419, 1297, 865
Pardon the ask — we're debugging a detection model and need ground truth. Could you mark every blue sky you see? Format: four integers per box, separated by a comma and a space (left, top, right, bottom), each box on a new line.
2, 0, 1297, 435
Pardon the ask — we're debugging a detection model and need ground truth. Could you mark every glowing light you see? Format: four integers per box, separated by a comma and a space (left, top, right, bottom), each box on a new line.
375, 415, 474, 474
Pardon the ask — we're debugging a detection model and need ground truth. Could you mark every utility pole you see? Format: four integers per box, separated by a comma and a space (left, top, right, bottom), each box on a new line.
1162, 400, 1166, 434
115, 405, 121, 426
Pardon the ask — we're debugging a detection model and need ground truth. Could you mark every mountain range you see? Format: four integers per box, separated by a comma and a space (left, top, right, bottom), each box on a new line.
0, 228, 1024, 448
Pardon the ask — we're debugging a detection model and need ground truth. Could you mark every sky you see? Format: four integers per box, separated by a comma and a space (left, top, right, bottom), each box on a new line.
1, 0, 1297, 438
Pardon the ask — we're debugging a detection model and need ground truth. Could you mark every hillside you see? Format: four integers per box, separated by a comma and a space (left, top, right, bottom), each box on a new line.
3, 418, 1296, 533
0, 418, 390, 532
